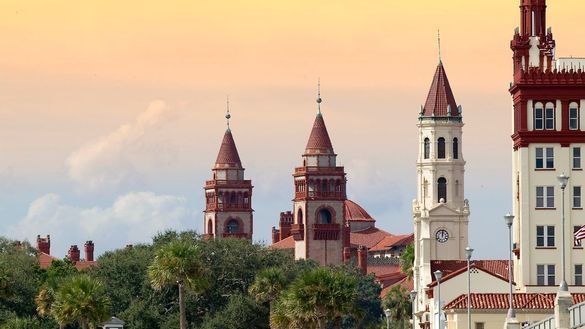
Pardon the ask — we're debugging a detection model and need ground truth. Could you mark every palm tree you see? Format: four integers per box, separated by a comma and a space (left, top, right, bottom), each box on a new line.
383, 285, 411, 328
249, 267, 287, 305
400, 243, 415, 280
148, 240, 208, 329
51, 275, 111, 329
270, 267, 358, 329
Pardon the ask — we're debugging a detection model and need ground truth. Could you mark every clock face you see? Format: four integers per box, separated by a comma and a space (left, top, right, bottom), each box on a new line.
436, 229, 449, 243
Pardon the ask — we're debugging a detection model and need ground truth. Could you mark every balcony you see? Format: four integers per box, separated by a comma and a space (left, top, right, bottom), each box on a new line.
294, 167, 345, 175
313, 224, 340, 240
291, 224, 304, 241
295, 191, 345, 200
222, 232, 249, 239
205, 180, 252, 188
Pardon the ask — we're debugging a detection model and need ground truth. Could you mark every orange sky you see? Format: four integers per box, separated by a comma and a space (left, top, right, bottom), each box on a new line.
1, 0, 584, 257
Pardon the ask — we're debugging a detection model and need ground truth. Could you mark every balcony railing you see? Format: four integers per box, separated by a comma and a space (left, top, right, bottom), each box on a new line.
313, 224, 340, 240
206, 203, 252, 211
205, 180, 252, 188
295, 191, 345, 200
294, 167, 345, 175
222, 232, 249, 239
291, 224, 304, 241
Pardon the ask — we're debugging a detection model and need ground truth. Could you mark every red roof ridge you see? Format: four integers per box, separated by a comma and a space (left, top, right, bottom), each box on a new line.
269, 236, 295, 250
444, 293, 585, 310
215, 129, 242, 168
422, 61, 459, 118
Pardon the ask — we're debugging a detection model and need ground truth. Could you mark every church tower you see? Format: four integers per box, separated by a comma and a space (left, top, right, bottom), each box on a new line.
204, 106, 253, 240
290, 88, 348, 265
413, 58, 470, 312
510, 0, 585, 292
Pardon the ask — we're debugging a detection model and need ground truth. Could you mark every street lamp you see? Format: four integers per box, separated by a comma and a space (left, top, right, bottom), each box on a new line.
384, 308, 392, 329
558, 173, 570, 292
434, 270, 443, 329
504, 213, 515, 320
465, 247, 474, 329
410, 289, 417, 329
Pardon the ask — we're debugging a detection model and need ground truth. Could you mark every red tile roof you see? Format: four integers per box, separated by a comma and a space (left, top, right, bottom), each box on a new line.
75, 261, 97, 271
305, 113, 334, 155
370, 234, 414, 252
422, 62, 459, 117
269, 236, 295, 250
215, 129, 242, 168
350, 227, 392, 249
444, 293, 585, 310
38, 252, 58, 269
345, 200, 375, 222
429, 260, 512, 287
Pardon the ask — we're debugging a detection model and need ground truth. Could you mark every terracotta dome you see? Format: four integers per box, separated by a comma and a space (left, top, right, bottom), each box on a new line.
344, 200, 375, 222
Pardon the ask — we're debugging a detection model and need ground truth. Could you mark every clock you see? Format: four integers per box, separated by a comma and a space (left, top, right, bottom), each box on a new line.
435, 229, 449, 243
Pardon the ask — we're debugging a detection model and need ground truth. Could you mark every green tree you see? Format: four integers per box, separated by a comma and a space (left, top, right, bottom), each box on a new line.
382, 285, 411, 329
200, 294, 269, 329
400, 244, 414, 281
271, 267, 359, 329
249, 267, 287, 305
148, 240, 208, 329
0, 316, 42, 329
51, 275, 111, 329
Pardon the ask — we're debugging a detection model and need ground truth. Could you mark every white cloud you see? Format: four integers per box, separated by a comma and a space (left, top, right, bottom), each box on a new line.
8, 192, 195, 257
66, 100, 175, 191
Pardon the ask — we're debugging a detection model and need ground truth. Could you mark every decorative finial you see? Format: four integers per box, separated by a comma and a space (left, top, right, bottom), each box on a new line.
437, 29, 442, 63
225, 96, 231, 131
316, 78, 322, 114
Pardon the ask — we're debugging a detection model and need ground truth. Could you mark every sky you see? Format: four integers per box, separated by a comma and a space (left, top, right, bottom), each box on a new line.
1, 0, 585, 259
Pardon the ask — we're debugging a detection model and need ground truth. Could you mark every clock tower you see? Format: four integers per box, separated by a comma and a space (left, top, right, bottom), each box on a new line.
413, 57, 470, 318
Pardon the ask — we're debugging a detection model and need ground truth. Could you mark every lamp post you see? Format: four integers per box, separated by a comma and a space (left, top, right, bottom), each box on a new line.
434, 270, 443, 329
558, 173, 570, 292
465, 246, 474, 329
410, 289, 417, 329
384, 308, 392, 329
504, 213, 515, 320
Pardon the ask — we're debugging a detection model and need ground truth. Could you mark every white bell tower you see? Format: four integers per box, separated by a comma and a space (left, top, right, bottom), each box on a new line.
413, 59, 470, 323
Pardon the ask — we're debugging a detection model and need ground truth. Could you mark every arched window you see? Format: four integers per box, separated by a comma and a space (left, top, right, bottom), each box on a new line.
424, 138, 430, 159
534, 102, 544, 130
453, 138, 459, 159
545, 102, 555, 130
226, 219, 240, 233
230, 192, 236, 205
318, 208, 332, 224
438, 178, 447, 202
438, 138, 446, 159
297, 209, 304, 225
207, 220, 213, 234
321, 180, 328, 193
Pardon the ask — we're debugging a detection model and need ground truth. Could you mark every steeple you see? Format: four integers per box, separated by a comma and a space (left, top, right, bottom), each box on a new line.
215, 101, 242, 169
305, 83, 335, 156
421, 61, 459, 118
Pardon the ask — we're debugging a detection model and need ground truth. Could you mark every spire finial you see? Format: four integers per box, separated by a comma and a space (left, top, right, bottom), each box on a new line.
437, 29, 442, 63
225, 96, 231, 131
316, 78, 322, 114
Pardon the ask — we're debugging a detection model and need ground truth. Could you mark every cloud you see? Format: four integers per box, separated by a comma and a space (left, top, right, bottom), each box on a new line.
66, 100, 175, 191
8, 192, 195, 257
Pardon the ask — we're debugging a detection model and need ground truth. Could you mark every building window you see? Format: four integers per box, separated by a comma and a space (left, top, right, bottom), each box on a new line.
437, 138, 446, 159
297, 208, 304, 225
475, 323, 485, 329
537, 264, 555, 286
576, 265, 583, 286
575, 147, 582, 169
545, 104, 555, 130
535, 103, 544, 130
570, 103, 579, 130
226, 219, 240, 233
536, 186, 555, 208
438, 177, 447, 202
207, 220, 213, 234
536, 225, 555, 247
535, 147, 554, 169
424, 138, 430, 159
318, 208, 332, 224
575, 186, 582, 209
453, 138, 459, 159
575, 226, 583, 247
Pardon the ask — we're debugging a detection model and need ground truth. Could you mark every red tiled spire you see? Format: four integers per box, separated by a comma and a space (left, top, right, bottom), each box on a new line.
422, 61, 459, 117
214, 129, 242, 168
305, 113, 334, 155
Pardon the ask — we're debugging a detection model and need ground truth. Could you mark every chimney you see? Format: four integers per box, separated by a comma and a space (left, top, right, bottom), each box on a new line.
357, 245, 368, 275
279, 211, 293, 240
343, 247, 351, 264
36, 235, 51, 255
272, 227, 281, 243
84, 241, 94, 262
68, 245, 80, 262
